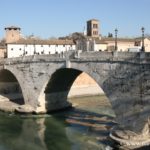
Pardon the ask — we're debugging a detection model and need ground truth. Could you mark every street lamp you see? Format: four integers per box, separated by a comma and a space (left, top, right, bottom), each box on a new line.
141, 27, 145, 52
115, 28, 118, 51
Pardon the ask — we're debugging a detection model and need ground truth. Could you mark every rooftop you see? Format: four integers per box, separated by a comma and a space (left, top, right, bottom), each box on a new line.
87, 19, 99, 22
7, 38, 75, 45
102, 37, 135, 42
5, 26, 21, 30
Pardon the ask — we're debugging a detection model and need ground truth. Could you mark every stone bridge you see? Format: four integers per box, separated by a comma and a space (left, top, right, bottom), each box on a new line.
0, 51, 150, 132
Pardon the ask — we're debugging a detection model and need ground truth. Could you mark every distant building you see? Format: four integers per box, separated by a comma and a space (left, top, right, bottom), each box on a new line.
7, 38, 75, 58
135, 37, 150, 52
87, 19, 100, 38
76, 37, 107, 52
102, 37, 136, 52
1, 19, 150, 58
5, 26, 21, 43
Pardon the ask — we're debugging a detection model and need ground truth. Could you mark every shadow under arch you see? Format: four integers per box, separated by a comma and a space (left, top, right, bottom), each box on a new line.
0, 69, 25, 105
42, 68, 115, 115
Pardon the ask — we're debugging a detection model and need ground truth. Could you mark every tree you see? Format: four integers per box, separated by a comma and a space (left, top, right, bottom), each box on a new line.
108, 32, 113, 37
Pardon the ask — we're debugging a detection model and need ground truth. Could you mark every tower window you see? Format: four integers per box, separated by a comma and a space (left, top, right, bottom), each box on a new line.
93, 24, 98, 28
93, 31, 98, 35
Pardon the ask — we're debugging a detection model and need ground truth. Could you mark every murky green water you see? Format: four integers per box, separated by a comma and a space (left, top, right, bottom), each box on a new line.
0, 95, 116, 150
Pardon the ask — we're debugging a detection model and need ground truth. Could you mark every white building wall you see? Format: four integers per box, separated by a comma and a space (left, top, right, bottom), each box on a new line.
95, 44, 107, 51
7, 44, 76, 58
7, 44, 24, 58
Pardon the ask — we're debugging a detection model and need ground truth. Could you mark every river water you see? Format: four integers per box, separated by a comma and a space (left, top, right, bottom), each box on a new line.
0, 95, 116, 150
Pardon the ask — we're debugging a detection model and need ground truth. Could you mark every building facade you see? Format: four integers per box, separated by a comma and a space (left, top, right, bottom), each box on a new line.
103, 37, 136, 52
7, 39, 75, 58
135, 38, 150, 52
1, 19, 150, 58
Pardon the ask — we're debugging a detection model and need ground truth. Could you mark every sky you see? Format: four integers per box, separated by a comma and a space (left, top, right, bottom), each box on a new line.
0, 0, 150, 39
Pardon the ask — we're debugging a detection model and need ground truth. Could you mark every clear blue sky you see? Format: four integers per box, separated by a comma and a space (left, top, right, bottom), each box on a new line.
0, 0, 149, 39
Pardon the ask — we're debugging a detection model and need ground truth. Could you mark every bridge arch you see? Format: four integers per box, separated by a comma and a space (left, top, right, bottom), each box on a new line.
0, 69, 25, 105
38, 67, 114, 114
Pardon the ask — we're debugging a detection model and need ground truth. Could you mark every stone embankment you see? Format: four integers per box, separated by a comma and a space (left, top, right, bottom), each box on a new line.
110, 119, 150, 149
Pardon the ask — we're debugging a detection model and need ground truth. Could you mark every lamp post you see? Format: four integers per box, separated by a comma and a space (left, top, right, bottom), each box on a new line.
141, 27, 145, 52
115, 28, 118, 51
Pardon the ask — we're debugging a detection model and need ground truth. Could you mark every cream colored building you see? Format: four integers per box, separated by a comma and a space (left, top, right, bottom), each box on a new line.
102, 37, 136, 52
135, 37, 150, 52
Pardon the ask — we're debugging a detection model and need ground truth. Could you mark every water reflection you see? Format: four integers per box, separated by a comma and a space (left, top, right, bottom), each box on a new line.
45, 116, 71, 150
0, 111, 115, 150
0, 95, 116, 150
0, 113, 72, 150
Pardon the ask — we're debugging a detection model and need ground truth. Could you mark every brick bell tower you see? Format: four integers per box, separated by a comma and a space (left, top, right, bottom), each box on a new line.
87, 19, 99, 38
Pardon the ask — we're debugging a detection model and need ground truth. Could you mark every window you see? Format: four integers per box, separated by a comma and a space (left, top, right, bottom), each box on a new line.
93, 31, 98, 35
11, 48, 13, 51
41, 50, 44, 54
41, 45, 43, 47
19, 48, 22, 51
93, 24, 98, 28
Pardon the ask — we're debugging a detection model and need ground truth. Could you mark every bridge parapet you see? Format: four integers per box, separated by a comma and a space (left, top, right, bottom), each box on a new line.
1, 51, 150, 65
0, 54, 66, 65
76, 51, 150, 63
